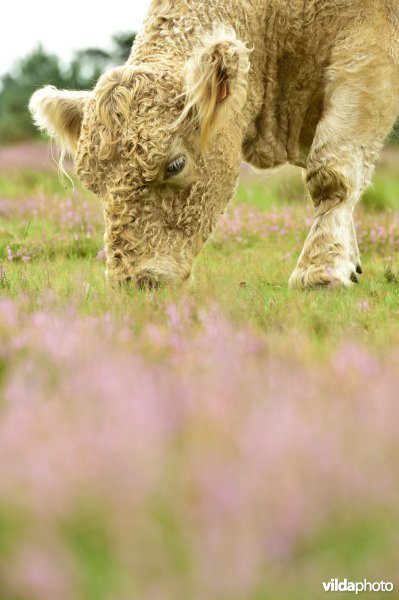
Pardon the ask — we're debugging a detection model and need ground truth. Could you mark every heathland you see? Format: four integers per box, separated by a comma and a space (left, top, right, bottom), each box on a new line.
1, 143, 399, 599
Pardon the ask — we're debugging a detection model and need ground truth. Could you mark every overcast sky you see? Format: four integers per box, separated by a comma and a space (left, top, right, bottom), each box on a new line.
1, 0, 151, 76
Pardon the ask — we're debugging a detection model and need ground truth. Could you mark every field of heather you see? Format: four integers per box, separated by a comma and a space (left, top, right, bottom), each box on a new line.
1, 143, 399, 600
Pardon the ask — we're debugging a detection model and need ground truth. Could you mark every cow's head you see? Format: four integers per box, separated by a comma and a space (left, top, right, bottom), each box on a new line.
30, 27, 250, 288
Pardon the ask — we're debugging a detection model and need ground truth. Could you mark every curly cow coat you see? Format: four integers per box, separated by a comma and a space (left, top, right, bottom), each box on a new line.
30, 0, 399, 289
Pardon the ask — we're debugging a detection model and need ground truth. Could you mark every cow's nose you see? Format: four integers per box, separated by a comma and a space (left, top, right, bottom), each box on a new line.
135, 271, 161, 291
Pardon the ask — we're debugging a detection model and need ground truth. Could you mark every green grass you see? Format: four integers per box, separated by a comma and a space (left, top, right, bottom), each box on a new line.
1, 162, 399, 358
0, 169, 78, 198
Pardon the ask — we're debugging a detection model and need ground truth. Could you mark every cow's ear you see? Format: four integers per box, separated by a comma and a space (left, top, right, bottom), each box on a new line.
181, 26, 250, 151
29, 86, 92, 154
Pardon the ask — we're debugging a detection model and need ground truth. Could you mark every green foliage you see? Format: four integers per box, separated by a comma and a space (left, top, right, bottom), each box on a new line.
111, 32, 137, 63
0, 46, 66, 144
0, 33, 136, 145
389, 116, 399, 143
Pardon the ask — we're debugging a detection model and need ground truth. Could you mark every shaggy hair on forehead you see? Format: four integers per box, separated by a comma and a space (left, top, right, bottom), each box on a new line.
86, 65, 183, 167
93, 66, 164, 162
76, 65, 188, 195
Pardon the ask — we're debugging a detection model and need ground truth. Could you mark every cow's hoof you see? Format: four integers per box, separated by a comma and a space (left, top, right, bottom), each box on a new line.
289, 260, 359, 290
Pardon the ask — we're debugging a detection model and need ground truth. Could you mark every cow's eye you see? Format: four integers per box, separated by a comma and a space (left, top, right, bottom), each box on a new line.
166, 156, 186, 177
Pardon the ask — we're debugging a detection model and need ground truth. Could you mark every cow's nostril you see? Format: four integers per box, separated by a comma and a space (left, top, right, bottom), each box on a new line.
136, 272, 160, 291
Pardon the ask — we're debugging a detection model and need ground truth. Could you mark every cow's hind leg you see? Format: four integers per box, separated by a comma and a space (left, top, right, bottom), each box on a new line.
289, 46, 399, 289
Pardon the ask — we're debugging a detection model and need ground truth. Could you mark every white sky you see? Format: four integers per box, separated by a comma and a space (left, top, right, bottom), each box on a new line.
1, 0, 151, 76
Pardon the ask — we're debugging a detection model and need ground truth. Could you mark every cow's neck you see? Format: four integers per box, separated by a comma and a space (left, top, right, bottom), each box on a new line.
242, 1, 362, 169
127, 0, 357, 170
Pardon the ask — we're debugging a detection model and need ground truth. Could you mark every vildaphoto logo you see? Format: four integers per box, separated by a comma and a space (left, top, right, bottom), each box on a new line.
322, 579, 394, 594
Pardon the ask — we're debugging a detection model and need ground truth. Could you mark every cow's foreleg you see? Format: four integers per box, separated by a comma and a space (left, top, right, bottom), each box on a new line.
289, 151, 364, 289
289, 44, 399, 289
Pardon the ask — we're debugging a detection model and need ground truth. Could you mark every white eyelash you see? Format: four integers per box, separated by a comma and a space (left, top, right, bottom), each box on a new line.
166, 156, 186, 176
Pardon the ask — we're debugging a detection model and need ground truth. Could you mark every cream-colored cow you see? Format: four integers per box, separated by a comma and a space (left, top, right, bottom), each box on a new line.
30, 0, 399, 289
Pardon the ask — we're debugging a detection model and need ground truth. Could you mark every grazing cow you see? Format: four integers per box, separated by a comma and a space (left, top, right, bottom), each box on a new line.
30, 0, 399, 289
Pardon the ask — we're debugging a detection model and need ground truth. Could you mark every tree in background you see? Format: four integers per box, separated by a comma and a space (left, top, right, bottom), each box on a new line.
0, 33, 136, 145
390, 117, 399, 144
0, 47, 66, 144
112, 32, 137, 63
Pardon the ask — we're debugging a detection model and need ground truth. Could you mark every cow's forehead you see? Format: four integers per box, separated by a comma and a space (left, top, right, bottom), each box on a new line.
77, 67, 187, 188
91, 67, 184, 126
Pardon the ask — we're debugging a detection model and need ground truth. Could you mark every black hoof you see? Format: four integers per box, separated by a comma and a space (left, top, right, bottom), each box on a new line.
350, 273, 359, 284
356, 264, 363, 275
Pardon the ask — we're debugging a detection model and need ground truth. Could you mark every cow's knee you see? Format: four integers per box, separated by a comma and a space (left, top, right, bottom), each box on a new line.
306, 161, 352, 212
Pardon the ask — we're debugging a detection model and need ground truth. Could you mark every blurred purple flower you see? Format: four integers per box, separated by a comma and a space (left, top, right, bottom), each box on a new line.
0, 299, 399, 599
97, 248, 107, 261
